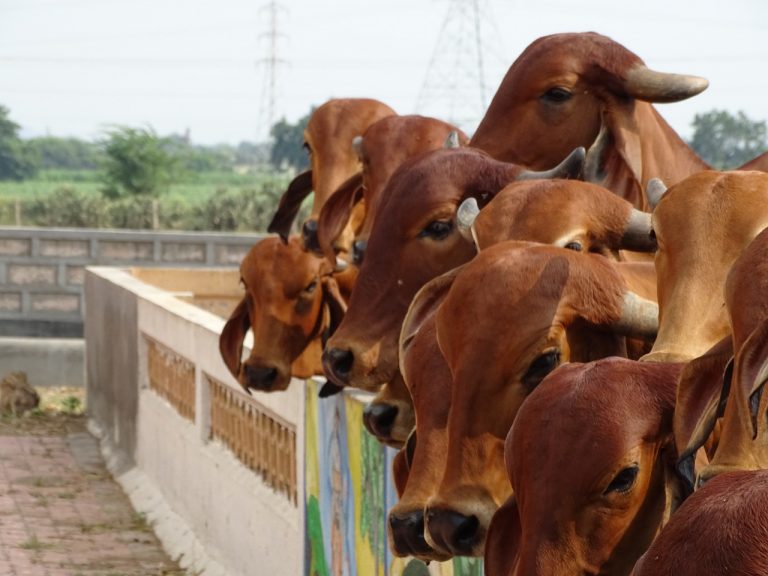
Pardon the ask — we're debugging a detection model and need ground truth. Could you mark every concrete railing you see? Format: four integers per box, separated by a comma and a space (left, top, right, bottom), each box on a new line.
1, 226, 263, 337
84, 265, 483, 576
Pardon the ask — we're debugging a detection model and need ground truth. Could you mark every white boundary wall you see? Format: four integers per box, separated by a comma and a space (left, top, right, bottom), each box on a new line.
85, 266, 305, 576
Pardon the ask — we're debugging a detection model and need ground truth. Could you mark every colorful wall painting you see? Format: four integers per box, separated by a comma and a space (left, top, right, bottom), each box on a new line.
304, 379, 484, 576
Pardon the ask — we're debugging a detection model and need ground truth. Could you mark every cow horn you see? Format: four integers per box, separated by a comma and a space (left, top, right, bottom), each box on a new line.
334, 256, 349, 272
456, 197, 480, 244
584, 123, 609, 183
624, 65, 709, 103
352, 135, 363, 159
620, 209, 656, 252
612, 292, 659, 340
518, 147, 585, 181
444, 131, 461, 149
646, 178, 667, 210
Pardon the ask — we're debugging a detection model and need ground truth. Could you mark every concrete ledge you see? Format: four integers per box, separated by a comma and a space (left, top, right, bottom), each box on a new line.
0, 336, 85, 387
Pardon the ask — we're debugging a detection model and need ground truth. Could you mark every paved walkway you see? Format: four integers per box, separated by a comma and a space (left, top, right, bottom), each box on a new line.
0, 415, 184, 576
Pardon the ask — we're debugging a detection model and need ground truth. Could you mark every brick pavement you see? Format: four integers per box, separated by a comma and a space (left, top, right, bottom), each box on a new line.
0, 416, 185, 576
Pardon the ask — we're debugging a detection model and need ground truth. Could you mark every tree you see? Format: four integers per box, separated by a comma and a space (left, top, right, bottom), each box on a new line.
269, 109, 312, 171
689, 109, 768, 169
0, 105, 37, 181
27, 136, 102, 170
100, 126, 177, 198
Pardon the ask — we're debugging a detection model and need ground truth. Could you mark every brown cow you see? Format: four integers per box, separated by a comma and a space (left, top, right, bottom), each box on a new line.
422, 243, 658, 558
642, 170, 768, 363
219, 237, 346, 393
631, 469, 768, 576
470, 32, 708, 209
267, 98, 395, 250
486, 358, 685, 576
322, 147, 586, 392
675, 226, 768, 487
739, 150, 768, 171
316, 115, 469, 263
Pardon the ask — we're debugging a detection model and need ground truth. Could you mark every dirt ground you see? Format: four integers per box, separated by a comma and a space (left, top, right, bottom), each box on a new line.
0, 388, 188, 576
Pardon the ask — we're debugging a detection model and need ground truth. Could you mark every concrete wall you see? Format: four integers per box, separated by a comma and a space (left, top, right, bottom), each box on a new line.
1, 226, 262, 337
0, 337, 85, 387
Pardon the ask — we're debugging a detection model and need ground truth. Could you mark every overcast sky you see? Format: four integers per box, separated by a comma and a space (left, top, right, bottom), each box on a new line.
1, 0, 767, 145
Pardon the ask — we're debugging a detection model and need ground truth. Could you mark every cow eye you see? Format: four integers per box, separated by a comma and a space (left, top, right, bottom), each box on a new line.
303, 142, 311, 155
522, 349, 560, 389
418, 220, 453, 240
541, 87, 573, 103
405, 430, 417, 470
303, 279, 318, 294
604, 465, 639, 495
564, 241, 583, 251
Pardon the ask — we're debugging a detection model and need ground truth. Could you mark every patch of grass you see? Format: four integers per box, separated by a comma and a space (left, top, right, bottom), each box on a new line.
19, 533, 51, 551
130, 511, 151, 532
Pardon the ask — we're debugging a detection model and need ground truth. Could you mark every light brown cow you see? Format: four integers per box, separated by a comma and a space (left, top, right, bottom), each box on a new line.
317, 114, 469, 264
267, 98, 395, 250
422, 243, 658, 558
675, 227, 768, 487
219, 237, 346, 393
470, 32, 708, 209
485, 358, 685, 576
322, 147, 586, 392
642, 170, 768, 363
631, 469, 768, 576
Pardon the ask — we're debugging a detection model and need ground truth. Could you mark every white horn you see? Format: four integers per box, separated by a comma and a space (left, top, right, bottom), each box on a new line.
352, 135, 363, 159
457, 197, 480, 246
444, 131, 461, 149
646, 178, 667, 210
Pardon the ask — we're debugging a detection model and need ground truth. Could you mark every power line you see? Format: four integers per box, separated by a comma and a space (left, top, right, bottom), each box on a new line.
257, 1, 288, 143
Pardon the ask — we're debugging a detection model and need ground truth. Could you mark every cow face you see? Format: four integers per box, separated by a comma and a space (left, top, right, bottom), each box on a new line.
647, 171, 768, 363
267, 98, 395, 249
219, 237, 342, 393
423, 244, 657, 558
497, 359, 684, 576
470, 32, 708, 209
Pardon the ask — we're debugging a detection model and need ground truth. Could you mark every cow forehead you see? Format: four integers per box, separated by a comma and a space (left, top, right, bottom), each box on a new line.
240, 239, 321, 293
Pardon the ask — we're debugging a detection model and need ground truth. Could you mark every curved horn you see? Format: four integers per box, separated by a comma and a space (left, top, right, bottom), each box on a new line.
444, 130, 461, 149
518, 147, 585, 181
620, 209, 657, 252
456, 197, 480, 244
646, 178, 667, 210
612, 291, 659, 340
351, 135, 363, 160
624, 65, 709, 103
584, 123, 609, 184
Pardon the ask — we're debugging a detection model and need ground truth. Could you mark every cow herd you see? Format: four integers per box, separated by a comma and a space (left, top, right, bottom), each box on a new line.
218, 32, 768, 575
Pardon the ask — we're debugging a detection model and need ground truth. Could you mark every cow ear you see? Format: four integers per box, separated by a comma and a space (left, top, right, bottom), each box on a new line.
735, 320, 768, 438
673, 336, 734, 492
321, 275, 348, 345
219, 298, 252, 390
399, 265, 464, 363
267, 169, 313, 242
316, 172, 364, 263
484, 494, 521, 576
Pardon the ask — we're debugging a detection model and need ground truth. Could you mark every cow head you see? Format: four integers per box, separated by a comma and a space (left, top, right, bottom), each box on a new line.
423, 243, 659, 558
267, 98, 395, 250
488, 358, 684, 576
644, 171, 768, 363
317, 115, 469, 263
322, 147, 585, 392
218, 237, 346, 393
470, 32, 708, 208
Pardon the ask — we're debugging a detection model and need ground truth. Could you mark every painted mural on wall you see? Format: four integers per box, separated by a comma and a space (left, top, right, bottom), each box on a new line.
304, 379, 484, 576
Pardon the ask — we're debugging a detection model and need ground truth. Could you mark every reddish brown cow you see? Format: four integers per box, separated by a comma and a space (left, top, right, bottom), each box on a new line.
422, 243, 658, 558
631, 469, 768, 576
739, 150, 768, 171
486, 358, 685, 576
643, 171, 768, 363
470, 32, 708, 209
322, 147, 586, 392
317, 115, 469, 263
267, 98, 395, 249
675, 227, 768, 487
219, 237, 346, 393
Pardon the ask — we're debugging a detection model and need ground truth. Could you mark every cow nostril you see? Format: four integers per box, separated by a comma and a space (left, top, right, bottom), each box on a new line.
389, 510, 431, 557
302, 220, 320, 252
322, 347, 354, 385
244, 365, 279, 390
426, 508, 480, 556
363, 402, 399, 438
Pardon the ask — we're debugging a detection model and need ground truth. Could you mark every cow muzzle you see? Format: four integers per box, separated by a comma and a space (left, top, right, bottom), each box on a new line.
322, 346, 354, 386
242, 362, 285, 392
388, 509, 446, 560
425, 507, 485, 557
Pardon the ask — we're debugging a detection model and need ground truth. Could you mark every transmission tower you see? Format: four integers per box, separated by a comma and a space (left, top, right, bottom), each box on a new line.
416, 0, 499, 134
257, 1, 287, 144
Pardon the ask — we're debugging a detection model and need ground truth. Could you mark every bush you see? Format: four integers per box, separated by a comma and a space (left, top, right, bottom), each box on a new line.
105, 196, 156, 229
24, 187, 107, 227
